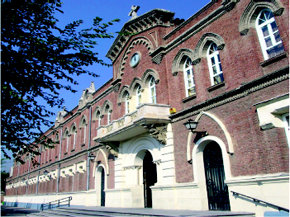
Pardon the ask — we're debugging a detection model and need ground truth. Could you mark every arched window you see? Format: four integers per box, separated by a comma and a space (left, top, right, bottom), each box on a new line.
96, 110, 101, 128
183, 57, 195, 97
207, 43, 224, 85
136, 84, 142, 107
256, 9, 284, 60
64, 129, 70, 152
81, 118, 87, 145
71, 126, 77, 150
124, 92, 130, 114
105, 105, 111, 124
149, 77, 157, 104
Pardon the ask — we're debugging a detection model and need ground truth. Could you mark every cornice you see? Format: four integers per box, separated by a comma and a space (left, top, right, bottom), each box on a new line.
170, 67, 289, 122
106, 9, 175, 63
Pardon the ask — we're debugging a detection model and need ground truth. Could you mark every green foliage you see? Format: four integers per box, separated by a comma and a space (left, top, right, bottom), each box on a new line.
1, 0, 119, 164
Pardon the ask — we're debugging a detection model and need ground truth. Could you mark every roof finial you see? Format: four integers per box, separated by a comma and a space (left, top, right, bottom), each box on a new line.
129, 5, 140, 20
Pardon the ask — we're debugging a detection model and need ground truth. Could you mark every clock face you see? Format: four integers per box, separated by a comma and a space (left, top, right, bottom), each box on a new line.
130, 53, 140, 68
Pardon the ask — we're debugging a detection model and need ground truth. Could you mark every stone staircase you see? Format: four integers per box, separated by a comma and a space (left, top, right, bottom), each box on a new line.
26, 206, 255, 217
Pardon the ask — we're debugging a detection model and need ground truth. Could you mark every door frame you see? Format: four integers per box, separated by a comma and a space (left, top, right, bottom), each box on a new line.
192, 135, 232, 210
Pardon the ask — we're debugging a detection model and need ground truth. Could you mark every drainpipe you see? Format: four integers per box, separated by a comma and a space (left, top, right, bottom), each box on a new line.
57, 127, 63, 193
36, 145, 42, 195
86, 105, 92, 191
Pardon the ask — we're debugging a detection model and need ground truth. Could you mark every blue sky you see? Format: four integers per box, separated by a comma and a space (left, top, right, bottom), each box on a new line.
2, 0, 210, 171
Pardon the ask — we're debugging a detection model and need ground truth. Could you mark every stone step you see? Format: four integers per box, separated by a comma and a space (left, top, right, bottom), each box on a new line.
27, 206, 255, 217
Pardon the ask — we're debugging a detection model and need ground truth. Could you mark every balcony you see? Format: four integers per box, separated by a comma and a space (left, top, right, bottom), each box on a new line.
93, 103, 170, 143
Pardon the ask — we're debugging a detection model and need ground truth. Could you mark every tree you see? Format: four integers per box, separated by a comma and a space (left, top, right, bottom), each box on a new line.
1, 0, 119, 163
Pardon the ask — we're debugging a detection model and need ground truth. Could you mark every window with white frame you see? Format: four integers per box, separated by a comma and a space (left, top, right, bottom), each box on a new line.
105, 105, 111, 124
65, 130, 69, 152
136, 84, 142, 107
124, 92, 130, 114
96, 111, 101, 127
82, 119, 87, 145
72, 126, 77, 150
256, 9, 284, 60
207, 43, 224, 85
183, 57, 195, 97
282, 113, 289, 145
149, 77, 157, 103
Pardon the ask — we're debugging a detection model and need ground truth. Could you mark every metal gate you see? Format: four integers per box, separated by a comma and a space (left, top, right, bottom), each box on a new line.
203, 142, 230, 210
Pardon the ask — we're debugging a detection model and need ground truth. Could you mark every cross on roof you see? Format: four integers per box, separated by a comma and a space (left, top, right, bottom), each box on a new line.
128, 5, 140, 20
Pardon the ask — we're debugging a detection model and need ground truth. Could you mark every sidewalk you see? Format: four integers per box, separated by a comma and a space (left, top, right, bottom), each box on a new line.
1, 206, 40, 216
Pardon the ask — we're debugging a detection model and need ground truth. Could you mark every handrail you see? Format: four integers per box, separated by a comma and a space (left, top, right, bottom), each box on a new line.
40, 196, 72, 211
231, 191, 289, 212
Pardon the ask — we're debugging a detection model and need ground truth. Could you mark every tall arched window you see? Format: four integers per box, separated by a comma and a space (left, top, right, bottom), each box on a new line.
149, 77, 157, 103
136, 84, 142, 107
96, 111, 101, 128
124, 92, 130, 114
71, 126, 77, 150
64, 129, 70, 153
207, 43, 224, 85
81, 118, 87, 145
256, 9, 284, 60
105, 105, 111, 124
183, 57, 195, 97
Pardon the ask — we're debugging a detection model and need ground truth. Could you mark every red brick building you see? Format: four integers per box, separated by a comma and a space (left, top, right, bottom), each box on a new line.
5, 0, 289, 215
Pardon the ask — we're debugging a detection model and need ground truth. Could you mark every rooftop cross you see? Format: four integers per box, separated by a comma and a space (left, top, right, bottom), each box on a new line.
128, 5, 140, 20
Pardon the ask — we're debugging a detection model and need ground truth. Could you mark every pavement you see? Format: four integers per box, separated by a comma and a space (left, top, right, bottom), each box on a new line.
1, 206, 40, 216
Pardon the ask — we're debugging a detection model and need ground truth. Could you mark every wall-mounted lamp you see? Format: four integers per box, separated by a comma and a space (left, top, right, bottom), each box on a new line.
88, 152, 96, 161
43, 170, 49, 175
183, 119, 198, 133
184, 119, 207, 137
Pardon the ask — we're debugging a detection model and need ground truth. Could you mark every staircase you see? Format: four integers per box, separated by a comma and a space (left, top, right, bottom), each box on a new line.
26, 206, 255, 217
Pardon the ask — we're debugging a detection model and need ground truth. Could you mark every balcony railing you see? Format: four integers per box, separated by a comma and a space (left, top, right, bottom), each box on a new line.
94, 103, 170, 142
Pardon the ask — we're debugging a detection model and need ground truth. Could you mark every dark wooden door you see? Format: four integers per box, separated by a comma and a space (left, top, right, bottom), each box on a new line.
143, 151, 157, 208
100, 168, 105, 206
203, 142, 230, 210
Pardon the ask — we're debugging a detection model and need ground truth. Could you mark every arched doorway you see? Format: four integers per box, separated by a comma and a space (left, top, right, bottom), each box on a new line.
143, 151, 157, 208
100, 167, 105, 206
203, 142, 230, 210
96, 166, 106, 207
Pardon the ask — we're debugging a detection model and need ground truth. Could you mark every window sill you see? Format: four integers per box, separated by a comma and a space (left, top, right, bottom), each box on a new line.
207, 82, 225, 92
182, 94, 196, 103
260, 52, 287, 67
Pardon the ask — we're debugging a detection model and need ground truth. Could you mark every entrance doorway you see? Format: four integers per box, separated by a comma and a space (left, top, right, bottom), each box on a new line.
203, 142, 230, 210
143, 151, 157, 208
99, 167, 105, 206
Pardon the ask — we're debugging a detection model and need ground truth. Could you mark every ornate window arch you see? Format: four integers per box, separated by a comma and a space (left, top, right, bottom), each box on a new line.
239, 0, 284, 35
102, 100, 113, 125
171, 48, 196, 76
118, 86, 131, 115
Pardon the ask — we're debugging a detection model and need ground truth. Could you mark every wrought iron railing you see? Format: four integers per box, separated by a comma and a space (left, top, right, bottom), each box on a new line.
40, 196, 72, 211
231, 191, 289, 212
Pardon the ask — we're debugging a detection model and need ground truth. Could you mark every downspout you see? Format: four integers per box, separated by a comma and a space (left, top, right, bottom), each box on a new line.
36, 145, 42, 194
86, 105, 92, 191
57, 127, 63, 193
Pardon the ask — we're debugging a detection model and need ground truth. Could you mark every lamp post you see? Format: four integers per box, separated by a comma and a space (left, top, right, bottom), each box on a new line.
88, 152, 96, 161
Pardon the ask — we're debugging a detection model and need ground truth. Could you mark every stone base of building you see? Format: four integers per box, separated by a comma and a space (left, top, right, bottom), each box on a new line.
4, 173, 289, 216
